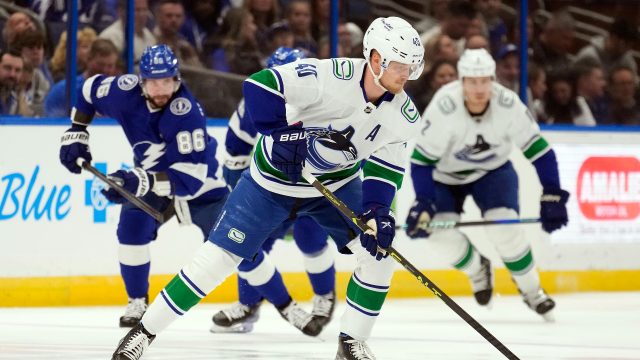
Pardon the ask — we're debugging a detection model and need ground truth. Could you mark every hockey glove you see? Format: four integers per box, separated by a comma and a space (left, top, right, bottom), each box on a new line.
359, 206, 396, 261
222, 154, 251, 188
101, 168, 154, 204
59, 124, 92, 174
540, 188, 570, 233
270, 122, 307, 184
405, 198, 436, 239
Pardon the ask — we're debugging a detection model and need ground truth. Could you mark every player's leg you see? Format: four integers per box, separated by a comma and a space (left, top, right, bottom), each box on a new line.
292, 216, 336, 324
428, 182, 493, 306
116, 194, 171, 327
111, 173, 291, 359
472, 161, 555, 319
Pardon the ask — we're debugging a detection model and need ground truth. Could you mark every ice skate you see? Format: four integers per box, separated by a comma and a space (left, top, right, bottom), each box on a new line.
311, 290, 336, 326
277, 300, 323, 336
469, 256, 494, 307
522, 287, 556, 322
336, 334, 376, 360
119, 297, 148, 328
210, 302, 261, 333
111, 323, 155, 360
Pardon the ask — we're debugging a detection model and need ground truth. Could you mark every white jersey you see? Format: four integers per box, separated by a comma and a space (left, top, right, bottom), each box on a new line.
411, 80, 550, 185
245, 58, 422, 197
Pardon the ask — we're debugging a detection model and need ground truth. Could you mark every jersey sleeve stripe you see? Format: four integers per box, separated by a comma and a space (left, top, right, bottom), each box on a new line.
523, 136, 550, 160
411, 148, 438, 165
82, 74, 99, 104
271, 68, 284, 94
368, 155, 405, 173
363, 161, 404, 189
245, 78, 284, 99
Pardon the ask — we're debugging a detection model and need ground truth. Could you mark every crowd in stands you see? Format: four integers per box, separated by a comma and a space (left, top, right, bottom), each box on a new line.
0, 0, 638, 126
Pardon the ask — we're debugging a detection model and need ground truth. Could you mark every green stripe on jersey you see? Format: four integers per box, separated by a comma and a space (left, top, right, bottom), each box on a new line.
163, 275, 203, 312
504, 248, 534, 273
249, 69, 280, 93
411, 148, 438, 165
346, 276, 388, 312
363, 160, 404, 189
523, 137, 550, 160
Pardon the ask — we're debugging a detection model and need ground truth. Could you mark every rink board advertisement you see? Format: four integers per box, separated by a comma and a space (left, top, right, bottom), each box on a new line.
1, 121, 640, 305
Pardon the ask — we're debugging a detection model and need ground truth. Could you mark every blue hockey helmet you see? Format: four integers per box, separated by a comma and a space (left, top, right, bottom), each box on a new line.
139, 44, 179, 79
266, 47, 306, 68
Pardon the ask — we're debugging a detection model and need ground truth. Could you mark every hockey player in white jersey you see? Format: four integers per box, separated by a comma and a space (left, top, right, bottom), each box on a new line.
405, 48, 569, 320
111, 16, 424, 360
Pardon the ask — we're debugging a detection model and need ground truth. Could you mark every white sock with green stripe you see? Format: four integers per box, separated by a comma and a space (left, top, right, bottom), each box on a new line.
340, 240, 395, 340
430, 227, 482, 276
505, 247, 540, 294
142, 242, 242, 335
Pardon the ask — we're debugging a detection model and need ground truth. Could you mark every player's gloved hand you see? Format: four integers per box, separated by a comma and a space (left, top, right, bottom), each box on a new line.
540, 188, 570, 233
59, 124, 92, 174
405, 198, 436, 239
222, 154, 251, 188
270, 122, 307, 184
359, 206, 396, 261
101, 167, 154, 204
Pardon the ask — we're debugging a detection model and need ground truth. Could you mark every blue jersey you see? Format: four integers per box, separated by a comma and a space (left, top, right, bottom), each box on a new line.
75, 74, 228, 201
223, 98, 258, 170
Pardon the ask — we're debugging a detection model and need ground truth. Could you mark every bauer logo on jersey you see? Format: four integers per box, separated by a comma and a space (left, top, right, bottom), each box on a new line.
228, 228, 246, 243
306, 126, 358, 171
117, 74, 139, 91
170, 97, 192, 116
454, 134, 497, 163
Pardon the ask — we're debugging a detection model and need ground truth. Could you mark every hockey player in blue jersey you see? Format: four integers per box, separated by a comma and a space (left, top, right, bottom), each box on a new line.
211, 47, 336, 335
112, 17, 425, 360
59, 45, 230, 327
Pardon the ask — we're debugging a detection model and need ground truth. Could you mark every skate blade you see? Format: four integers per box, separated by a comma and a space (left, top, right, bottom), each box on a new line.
210, 322, 254, 334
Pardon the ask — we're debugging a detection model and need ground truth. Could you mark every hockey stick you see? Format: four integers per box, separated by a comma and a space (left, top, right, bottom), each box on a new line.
398, 218, 540, 230
78, 159, 169, 223
301, 168, 520, 360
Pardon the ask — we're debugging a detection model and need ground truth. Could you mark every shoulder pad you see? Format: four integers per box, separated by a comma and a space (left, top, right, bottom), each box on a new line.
170, 97, 193, 116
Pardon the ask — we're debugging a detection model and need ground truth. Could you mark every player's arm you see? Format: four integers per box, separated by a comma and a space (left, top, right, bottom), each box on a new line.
509, 103, 569, 233
223, 99, 257, 187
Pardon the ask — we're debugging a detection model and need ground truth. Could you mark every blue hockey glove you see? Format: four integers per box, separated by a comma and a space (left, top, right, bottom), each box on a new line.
359, 206, 396, 261
270, 122, 307, 184
222, 154, 251, 188
405, 198, 436, 239
59, 124, 92, 174
540, 188, 570, 233
101, 168, 154, 204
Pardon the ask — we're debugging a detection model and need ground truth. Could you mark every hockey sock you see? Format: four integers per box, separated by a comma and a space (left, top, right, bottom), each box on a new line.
142, 241, 242, 335
239, 250, 291, 308
237, 275, 263, 306
454, 241, 482, 276
303, 245, 335, 295
504, 248, 540, 294
118, 243, 151, 298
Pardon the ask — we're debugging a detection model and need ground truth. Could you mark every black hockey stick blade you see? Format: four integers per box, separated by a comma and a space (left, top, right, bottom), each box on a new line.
300, 168, 520, 360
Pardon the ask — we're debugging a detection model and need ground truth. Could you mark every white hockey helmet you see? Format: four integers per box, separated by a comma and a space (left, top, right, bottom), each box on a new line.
457, 48, 496, 79
362, 17, 424, 80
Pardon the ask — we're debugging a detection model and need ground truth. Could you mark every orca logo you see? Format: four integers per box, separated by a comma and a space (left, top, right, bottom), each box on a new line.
306, 126, 358, 171
454, 134, 496, 163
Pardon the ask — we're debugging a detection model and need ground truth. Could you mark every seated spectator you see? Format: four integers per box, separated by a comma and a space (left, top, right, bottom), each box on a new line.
316, 35, 344, 59
607, 65, 640, 125
465, 33, 489, 50
573, 58, 607, 123
29, 0, 115, 32
1, 11, 36, 50
49, 28, 98, 83
420, 0, 477, 55
528, 62, 547, 121
153, 0, 202, 67
311, 0, 331, 42
99, 0, 156, 61
10, 28, 51, 115
474, 0, 508, 56
465, 13, 488, 40
0, 50, 31, 115
424, 33, 459, 72
496, 43, 518, 91
266, 21, 295, 55
407, 59, 458, 113
179, 0, 227, 54
44, 39, 119, 117
244, 0, 281, 57
344, 22, 363, 58
532, 9, 575, 75
414, 0, 450, 34
542, 72, 595, 126
286, 0, 316, 56
575, 19, 638, 80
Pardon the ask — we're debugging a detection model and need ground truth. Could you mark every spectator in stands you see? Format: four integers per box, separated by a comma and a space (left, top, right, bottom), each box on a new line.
420, 0, 477, 55
343, 22, 363, 58
414, 0, 450, 34
286, 0, 316, 56
573, 58, 608, 123
465, 33, 489, 50
10, 28, 51, 115
316, 35, 343, 59
179, 0, 228, 54
266, 21, 294, 53
206, 8, 263, 75
0, 50, 30, 115
311, 0, 331, 42
153, 0, 202, 67
409, 59, 458, 113
607, 65, 640, 125
1, 11, 36, 50
465, 13, 488, 40
528, 62, 547, 121
44, 39, 119, 117
244, 0, 281, 57
29, 0, 115, 33
49, 28, 98, 83
496, 43, 518, 91
474, 0, 507, 57
424, 33, 459, 72
532, 10, 575, 75
541, 72, 595, 126
574, 19, 638, 80
99, 0, 156, 61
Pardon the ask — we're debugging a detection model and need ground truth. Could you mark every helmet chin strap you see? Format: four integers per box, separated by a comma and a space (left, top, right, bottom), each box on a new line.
367, 60, 389, 92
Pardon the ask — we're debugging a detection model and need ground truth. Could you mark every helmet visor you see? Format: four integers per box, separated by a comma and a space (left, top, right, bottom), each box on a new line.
385, 60, 424, 81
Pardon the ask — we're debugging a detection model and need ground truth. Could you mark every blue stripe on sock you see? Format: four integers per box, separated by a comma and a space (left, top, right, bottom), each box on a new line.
346, 298, 378, 317
160, 290, 184, 316
179, 270, 206, 298
353, 272, 389, 290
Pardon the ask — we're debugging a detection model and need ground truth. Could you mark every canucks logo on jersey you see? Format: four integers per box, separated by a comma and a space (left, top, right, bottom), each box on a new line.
454, 134, 497, 163
306, 126, 358, 171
